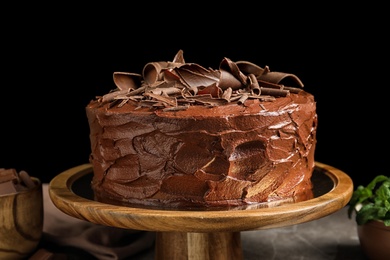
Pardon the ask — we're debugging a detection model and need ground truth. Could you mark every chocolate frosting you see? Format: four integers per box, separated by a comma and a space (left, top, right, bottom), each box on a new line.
86, 50, 317, 209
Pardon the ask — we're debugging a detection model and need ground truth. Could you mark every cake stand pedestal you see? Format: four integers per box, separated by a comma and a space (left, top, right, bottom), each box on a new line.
49, 161, 353, 260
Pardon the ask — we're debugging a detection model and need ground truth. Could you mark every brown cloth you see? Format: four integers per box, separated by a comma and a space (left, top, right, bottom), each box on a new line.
38, 184, 155, 259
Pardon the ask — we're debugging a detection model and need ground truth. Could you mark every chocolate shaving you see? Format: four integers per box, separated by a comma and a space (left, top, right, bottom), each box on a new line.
238, 94, 249, 105
98, 50, 305, 111
284, 86, 302, 94
162, 105, 190, 112
183, 94, 228, 106
222, 87, 233, 101
248, 74, 260, 95
116, 98, 130, 108
101, 89, 130, 103
175, 64, 220, 89
149, 86, 182, 96
259, 87, 290, 97
144, 92, 177, 107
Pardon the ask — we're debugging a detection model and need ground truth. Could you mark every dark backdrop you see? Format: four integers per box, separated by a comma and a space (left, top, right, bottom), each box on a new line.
1, 8, 388, 188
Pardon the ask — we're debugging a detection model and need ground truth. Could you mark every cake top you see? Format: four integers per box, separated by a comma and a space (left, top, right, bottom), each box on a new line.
96, 50, 305, 111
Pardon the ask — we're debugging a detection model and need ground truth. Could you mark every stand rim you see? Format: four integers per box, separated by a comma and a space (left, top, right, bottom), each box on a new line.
49, 161, 353, 232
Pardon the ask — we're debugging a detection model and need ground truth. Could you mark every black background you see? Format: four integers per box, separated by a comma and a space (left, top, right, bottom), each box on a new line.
1, 6, 388, 188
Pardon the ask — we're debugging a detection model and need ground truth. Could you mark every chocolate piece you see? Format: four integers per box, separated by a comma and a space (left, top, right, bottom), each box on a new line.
0, 168, 19, 184
0, 181, 18, 194
0, 168, 36, 195
19, 170, 36, 189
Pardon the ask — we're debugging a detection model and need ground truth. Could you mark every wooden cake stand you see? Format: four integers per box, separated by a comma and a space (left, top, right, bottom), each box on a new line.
49, 161, 353, 260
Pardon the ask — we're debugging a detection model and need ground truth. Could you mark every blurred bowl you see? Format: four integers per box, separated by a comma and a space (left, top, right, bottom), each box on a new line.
0, 177, 43, 259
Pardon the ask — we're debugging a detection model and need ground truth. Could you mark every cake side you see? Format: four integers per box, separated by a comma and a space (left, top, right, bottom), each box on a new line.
86, 50, 317, 209
86, 93, 317, 208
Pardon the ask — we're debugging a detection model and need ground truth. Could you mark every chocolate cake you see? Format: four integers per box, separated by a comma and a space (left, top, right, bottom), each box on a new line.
86, 50, 317, 209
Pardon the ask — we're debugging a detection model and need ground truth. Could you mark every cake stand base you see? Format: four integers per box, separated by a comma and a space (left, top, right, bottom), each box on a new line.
49, 161, 353, 260
156, 231, 242, 260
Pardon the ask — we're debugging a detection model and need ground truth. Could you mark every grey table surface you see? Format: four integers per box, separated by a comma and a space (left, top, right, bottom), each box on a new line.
134, 206, 367, 260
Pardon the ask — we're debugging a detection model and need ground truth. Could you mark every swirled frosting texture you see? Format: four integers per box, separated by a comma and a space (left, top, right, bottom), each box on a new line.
86, 50, 317, 209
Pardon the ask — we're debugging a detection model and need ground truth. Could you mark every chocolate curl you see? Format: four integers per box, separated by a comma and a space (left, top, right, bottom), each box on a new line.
238, 93, 249, 105
236, 60, 269, 76
198, 84, 223, 98
188, 85, 199, 95
257, 79, 302, 94
258, 71, 304, 88
247, 74, 260, 95
144, 61, 185, 86
113, 72, 142, 91
283, 86, 303, 94
218, 70, 243, 90
128, 86, 147, 96
260, 87, 290, 97
164, 69, 182, 83
236, 61, 304, 88
174, 64, 220, 88
220, 58, 247, 84
142, 62, 170, 86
